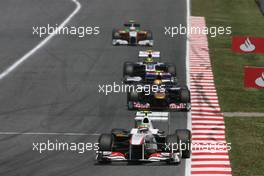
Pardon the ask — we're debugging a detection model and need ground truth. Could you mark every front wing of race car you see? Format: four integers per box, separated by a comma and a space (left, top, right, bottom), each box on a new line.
96, 151, 180, 163
112, 38, 154, 46
138, 39, 154, 46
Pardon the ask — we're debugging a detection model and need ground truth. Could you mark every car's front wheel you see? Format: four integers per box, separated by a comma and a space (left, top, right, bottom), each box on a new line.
98, 134, 113, 151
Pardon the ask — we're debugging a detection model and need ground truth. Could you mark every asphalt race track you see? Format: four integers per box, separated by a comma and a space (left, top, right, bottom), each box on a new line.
0, 0, 188, 175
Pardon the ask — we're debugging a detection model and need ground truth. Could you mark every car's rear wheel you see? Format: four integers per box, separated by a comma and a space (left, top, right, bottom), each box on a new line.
127, 101, 135, 110
175, 129, 191, 159
180, 87, 190, 103
112, 29, 120, 39
128, 91, 139, 102
146, 31, 153, 40
168, 65, 176, 76
123, 62, 134, 77
164, 63, 177, 76
127, 91, 140, 110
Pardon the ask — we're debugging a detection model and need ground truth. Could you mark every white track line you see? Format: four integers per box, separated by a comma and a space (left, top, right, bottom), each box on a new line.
0, 0, 81, 80
185, 0, 191, 175
0, 131, 99, 136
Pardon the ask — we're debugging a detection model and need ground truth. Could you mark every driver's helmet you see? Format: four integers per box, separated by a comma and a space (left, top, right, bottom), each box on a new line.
138, 122, 150, 129
144, 54, 153, 63
154, 79, 162, 85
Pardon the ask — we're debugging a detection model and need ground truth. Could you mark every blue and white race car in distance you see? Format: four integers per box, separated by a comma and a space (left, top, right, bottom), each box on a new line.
123, 50, 177, 81
123, 50, 191, 111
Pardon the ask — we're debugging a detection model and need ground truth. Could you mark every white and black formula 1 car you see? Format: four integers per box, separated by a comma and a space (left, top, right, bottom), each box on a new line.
96, 111, 191, 164
112, 20, 153, 46
123, 50, 177, 81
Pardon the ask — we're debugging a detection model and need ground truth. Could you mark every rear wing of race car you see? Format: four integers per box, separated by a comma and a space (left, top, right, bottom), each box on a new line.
138, 51, 160, 58
135, 111, 169, 121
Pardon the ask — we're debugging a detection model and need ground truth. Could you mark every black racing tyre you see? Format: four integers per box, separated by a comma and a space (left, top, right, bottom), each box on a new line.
168, 65, 176, 76
164, 63, 177, 76
98, 134, 113, 151
146, 31, 153, 40
175, 129, 191, 159
127, 101, 135, 110
112, 29, 120, 39
180, 88, 190, 103
165, 134, 179, 153
128, 91, 139, 102
123, 62, 134, 77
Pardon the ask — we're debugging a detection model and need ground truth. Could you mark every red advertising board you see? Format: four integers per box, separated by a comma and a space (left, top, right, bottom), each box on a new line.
232, 36, 264, 53
244, 66, 264, 88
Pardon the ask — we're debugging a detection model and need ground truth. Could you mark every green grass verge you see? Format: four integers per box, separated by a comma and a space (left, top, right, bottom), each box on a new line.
192, 0, 264, 112
225, 117, 264, 176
